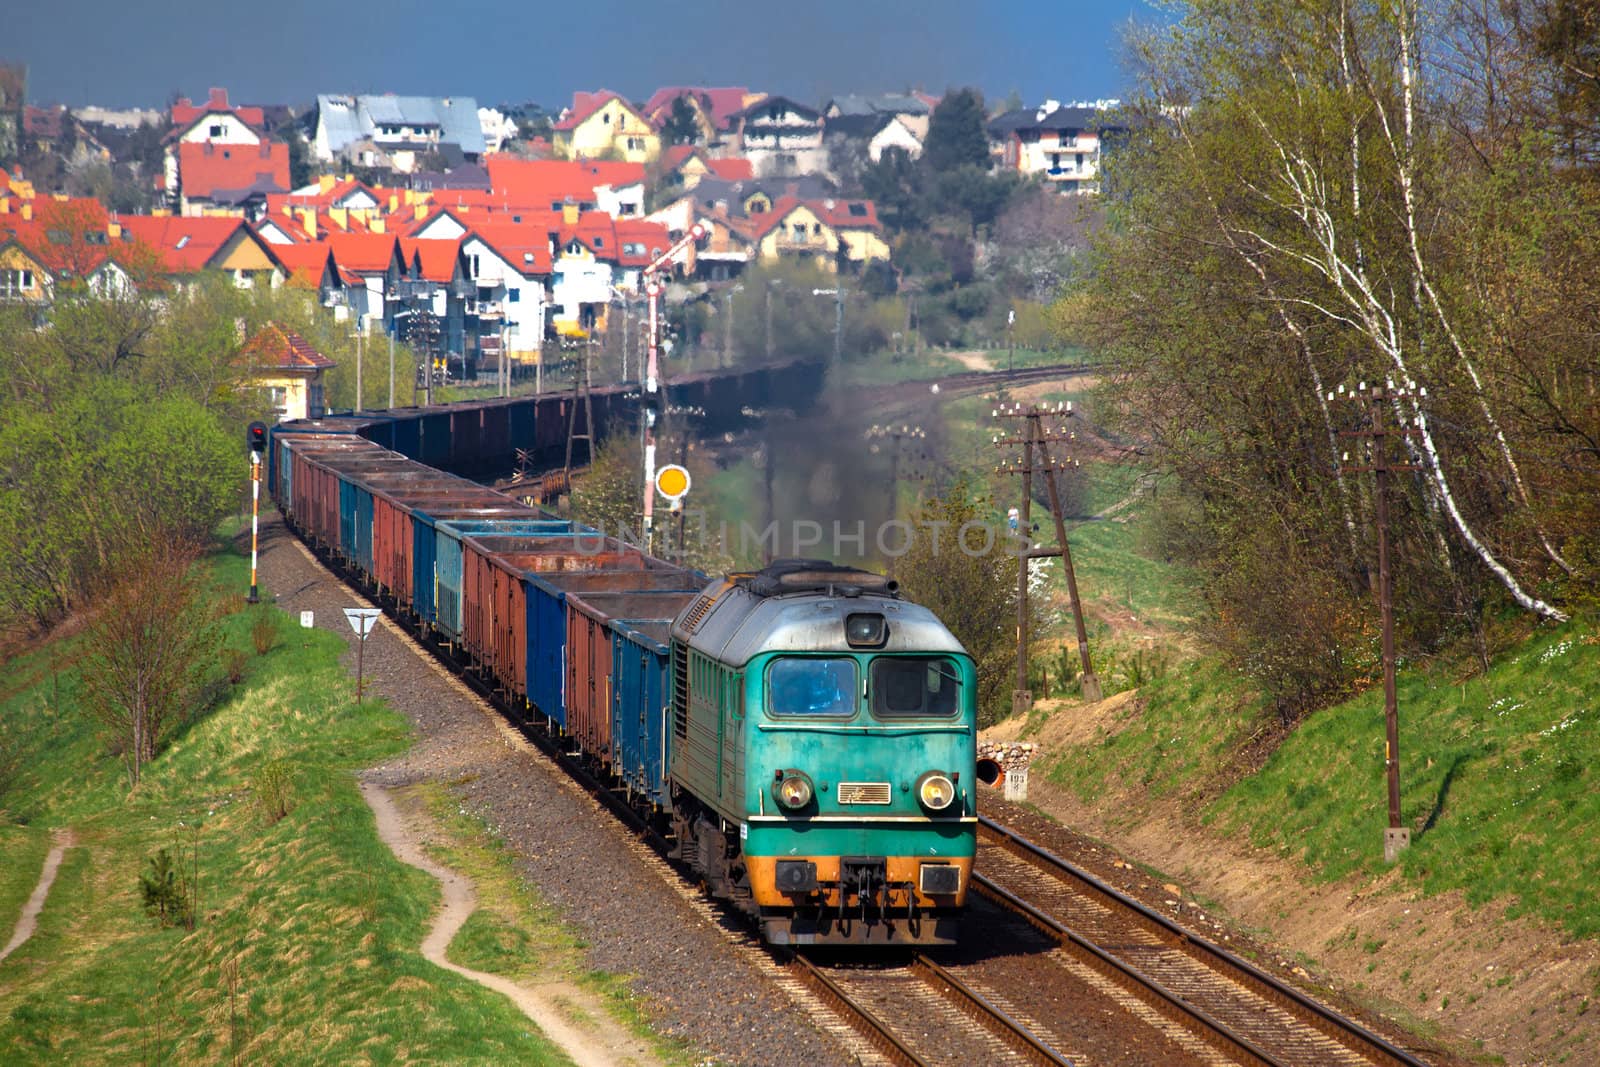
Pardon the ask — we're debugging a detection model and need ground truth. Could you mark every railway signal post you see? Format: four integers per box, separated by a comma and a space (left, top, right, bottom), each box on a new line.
994, 402, 1099, 712
1336, 380, 1422, 862
246, 422, 266, 604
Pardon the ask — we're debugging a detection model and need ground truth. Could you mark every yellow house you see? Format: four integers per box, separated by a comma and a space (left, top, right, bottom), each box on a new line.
750, 198, 890, 273
0, 240, 51, 303
553, 91, 661, 164
240, 322, 334, 422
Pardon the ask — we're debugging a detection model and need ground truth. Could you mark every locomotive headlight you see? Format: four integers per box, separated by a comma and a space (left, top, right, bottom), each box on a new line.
844, 612, 888, 648
773, 770, 815, 810
916, 771, 957, 812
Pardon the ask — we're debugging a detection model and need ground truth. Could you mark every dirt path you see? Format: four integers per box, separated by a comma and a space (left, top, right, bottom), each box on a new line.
947, 349, 995, 372
359, 781, 661, 1067
0, 829, 75, 965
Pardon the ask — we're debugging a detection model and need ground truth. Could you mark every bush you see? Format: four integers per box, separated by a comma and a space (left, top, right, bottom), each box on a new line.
253, 758, 294, 825
250, 610, 279, 656
139, 847, 193, 928
222, 647, 248, 686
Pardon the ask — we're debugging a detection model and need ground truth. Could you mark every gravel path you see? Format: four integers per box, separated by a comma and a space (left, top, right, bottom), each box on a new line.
252, 511, 858, 1067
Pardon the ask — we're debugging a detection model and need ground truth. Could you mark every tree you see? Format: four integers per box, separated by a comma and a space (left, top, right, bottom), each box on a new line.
931, 164, 1017, 238
283, 123, 313, 189
661, 95, 702, 147
862, 146, 923, 232
922, 88, 992, 174
893, 479, 1033, 726
80, 538, 221, 789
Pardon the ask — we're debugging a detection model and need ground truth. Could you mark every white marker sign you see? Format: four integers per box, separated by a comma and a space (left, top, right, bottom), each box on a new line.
343, 607, 381, 639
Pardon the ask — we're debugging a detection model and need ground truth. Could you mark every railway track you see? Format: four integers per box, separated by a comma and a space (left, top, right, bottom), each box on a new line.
973, 816, 1435, 1067
785, 950, 1076, 1066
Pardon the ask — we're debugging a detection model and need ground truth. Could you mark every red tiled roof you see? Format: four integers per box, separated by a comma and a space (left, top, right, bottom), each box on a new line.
642, 87, 753, 130
555, 90, 631, 132
179, 141, 289, 200
171, 88, 265, 133
400, 237, 465, 282
748, 196, 802, 241
485, 158, 646, 206
705, 157, 754, 180
661, 144, 698, 170
241, 322, 335, 371
612, 219, 671, 266
813, 198, 882, 229
269, 178, 377, 210
467, 222, 552, 275
321, 232, 401, 273
117, 216, 260, 272
272, 241, 335, 287
24, 105, 67, 140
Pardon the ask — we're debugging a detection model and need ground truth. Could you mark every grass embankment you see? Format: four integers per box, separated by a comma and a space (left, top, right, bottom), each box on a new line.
0, 548, 573, 1064
1044, 611, 1600, 940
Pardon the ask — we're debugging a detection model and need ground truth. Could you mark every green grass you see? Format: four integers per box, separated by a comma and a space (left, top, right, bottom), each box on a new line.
0, 826, 52, 940
0, 546, 573, 1064
1045, 621, 1600, 939
828, 348, 968, 388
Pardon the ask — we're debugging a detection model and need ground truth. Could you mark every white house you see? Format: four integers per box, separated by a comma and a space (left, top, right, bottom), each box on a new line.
460, 226, 549, 364
727, 95, 827, 177
988, 100, 1121, 194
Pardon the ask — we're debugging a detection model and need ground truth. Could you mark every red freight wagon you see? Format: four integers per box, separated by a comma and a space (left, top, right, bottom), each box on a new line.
460, 536, 648, 702
564, 591, 703, 762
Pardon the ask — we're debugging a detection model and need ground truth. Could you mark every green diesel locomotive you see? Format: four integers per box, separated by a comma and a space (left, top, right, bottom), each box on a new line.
667, 560, 978, 945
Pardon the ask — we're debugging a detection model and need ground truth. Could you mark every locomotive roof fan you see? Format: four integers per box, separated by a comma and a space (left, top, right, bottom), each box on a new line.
739, 558, 900, 599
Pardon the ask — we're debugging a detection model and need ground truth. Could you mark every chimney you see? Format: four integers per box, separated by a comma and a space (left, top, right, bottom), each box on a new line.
561, 200, 579, 225
209, 88, 228, 109
318, 174, 335, 195
370, 216, 385, 234
21, 202, 32, 221
299, 207, 316, 238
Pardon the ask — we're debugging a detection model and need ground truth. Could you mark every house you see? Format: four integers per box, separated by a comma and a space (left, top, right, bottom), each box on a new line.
177, 141, 290, 216
22, 106, 110, 166
460, 224, 550, 364
748, 197, 888, 272
241, 323, 334, 422
726, 96, 827, 177
0, 199, 164, 297
822, 112, 927, 183
552, 91, 660, 164
313, 94, 486, 173
118, 215, 288, 289
988, 100, 1122, 193
164, 89, 269, 206
654, 145, 754, 194
319, 231, 405, 329
0, 237, 50, 304
483, 158, 648, 218
641, 87, 754, 149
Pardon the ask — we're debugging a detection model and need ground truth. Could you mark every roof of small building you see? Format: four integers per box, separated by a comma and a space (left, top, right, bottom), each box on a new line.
171, 88, 266, 133
988, 103, 1113, 135
117, 215, 265, 273
242, 322, 335, 371
317, 94, 486, 157
554, 90, 653, 132
826, 92, 931, 118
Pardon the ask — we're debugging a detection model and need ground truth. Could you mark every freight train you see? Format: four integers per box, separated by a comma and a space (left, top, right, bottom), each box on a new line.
266, 363, 977, 945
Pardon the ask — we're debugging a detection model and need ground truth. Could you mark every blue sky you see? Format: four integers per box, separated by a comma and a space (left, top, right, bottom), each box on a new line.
8, 1, 1160, 111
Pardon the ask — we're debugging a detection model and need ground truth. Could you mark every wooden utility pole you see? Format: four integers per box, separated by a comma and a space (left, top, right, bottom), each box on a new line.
994, 401, 1100, 713
865, 423, 925, 577
1338, 381, 1422, 862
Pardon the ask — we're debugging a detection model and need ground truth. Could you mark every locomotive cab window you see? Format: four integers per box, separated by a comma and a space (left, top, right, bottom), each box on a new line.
766, 657, 858, 718
870, 657, 961, 719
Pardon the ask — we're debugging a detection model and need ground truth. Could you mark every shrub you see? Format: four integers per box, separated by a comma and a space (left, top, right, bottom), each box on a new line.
222, 647, 248, 686
253, 758, 293, 824
139, 847, 193, 928
250, 610, 278, 656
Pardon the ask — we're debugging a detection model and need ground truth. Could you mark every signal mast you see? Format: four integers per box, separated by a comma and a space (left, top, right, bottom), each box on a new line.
639, 223, 705, 551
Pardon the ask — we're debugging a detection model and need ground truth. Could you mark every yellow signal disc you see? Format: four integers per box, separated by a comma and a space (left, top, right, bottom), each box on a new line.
655, 464, 691, 500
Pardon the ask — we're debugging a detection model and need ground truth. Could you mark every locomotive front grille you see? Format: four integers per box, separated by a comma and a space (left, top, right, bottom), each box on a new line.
837, 782, 892, 805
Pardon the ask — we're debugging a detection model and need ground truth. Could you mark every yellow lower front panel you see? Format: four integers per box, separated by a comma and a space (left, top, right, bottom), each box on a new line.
745, 854, 972, 909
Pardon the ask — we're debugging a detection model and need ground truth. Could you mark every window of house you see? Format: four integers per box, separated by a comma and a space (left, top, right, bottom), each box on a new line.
1051, 153, 1061, 170
602, 113, 611, 124
267, 385, 288, 410
1076, 152, 1085, 168
812, 223, 822, 236
2, 268, 34, 293
592, 236, 603, 248
209, 124, 224, 138
470, 254, 481, 275
848, 202, 867, 217
627, 137, 643, 150
791, 224, 807, 240
85, 231, 108, 245
509, 288, 520, 303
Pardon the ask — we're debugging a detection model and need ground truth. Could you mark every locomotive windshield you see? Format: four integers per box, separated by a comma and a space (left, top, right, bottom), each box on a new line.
767, 657, 858, 717
870, 656, 961, 719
